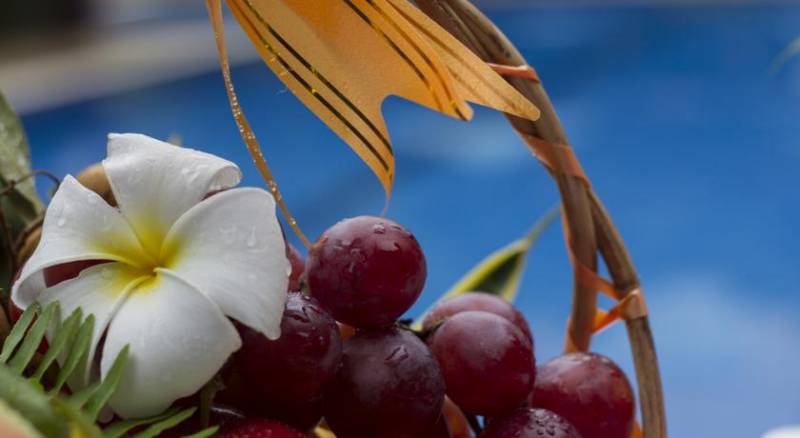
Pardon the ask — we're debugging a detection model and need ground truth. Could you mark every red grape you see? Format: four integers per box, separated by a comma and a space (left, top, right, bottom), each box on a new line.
286, 244, 304, 291
323, 326, 445, 437
220, 292, 341, 430
530, 352, 634, 438
422, 292, 532, 341
218, 418, 305, 438
428, 311, 534, 417
419, 414, 450, 438
481, 408, 581, 438
306, 216, 426, 328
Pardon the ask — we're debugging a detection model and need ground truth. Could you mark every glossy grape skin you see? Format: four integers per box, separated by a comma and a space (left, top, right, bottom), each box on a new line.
323, 326, 445, 438
422, 292, 532, 341
306, 216, 426, 328
481, 408, 582, 438
218, 418, 305, 438
530, 352, 634, 438
286, 244, 305, 291
419, 414, 451, 438
220, 292, 341, 430
428, 311, 535, 417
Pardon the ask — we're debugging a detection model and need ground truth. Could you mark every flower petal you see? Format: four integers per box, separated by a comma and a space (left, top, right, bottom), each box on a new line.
37, 263, 148, 386
12, 175, 151, 308
103, 133, 241, 257
101, 269, 241, 419
161, 188, 289, 340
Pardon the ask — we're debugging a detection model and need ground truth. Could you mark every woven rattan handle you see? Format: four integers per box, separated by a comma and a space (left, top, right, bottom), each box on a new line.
415, 1, 667, 436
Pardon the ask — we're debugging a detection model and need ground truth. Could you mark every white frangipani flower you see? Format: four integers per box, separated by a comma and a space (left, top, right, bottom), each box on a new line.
12, 133, 290, 418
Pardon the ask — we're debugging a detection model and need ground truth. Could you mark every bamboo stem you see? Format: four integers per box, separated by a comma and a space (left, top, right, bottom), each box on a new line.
415, 1, 666, 436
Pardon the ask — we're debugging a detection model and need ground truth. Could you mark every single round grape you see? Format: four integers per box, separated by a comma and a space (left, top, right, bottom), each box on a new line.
428, 311, 534, 417
422, 292, 532, 341
306, 216, 426, 328
240, 292, 341, 403
286, 243, 305, 291
43, 260, 107, 287
323, 327, 445, 438
481, 408, 582, 438
221, 292, 341, 430
530, 352, 634, 438
218, 418, 305, 438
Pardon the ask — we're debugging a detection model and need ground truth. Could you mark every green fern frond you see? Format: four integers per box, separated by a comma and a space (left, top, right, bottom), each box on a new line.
0, 303, 199, 438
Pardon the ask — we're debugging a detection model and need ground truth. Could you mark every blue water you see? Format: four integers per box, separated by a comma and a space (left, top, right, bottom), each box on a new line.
20, 3, 800, 436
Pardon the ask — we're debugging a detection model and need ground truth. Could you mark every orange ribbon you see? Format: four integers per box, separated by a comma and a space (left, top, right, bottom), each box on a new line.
519, 135, 646, 350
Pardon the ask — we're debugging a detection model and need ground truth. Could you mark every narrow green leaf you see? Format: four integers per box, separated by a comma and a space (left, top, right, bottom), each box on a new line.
32, 308, 83, 382
770, 37, 800, 74
0, 398, 43, 438
0, 92, 42, 213
103, 408, 182, 438
132, 407, 197, 438
0, 302, 40, 363
85, 345, 128, 421
8, 301, 58, 374
67, 381, 101, 409
51, 314, 94, 394
184, 426, 219, 438
50, 396, 104, 438
414, 205, 559, 328
0, 364, 69, 438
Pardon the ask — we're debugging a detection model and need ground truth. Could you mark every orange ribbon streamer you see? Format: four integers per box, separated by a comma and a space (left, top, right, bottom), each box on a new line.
519, 134, 647, 350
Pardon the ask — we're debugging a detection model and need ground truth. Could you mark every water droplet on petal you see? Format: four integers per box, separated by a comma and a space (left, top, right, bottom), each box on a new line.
219, 225, 237, 245
246, 226, 258, 248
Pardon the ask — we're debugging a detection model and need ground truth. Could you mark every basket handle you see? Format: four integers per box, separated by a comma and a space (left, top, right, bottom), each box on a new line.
414, 1, 667, 436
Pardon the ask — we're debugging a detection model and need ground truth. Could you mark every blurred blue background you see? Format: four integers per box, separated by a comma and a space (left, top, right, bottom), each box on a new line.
3, 1, 800, 436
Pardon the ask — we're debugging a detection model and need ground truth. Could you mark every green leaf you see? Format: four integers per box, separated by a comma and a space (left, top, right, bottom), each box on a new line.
0, 363, 69, 438
8, 301, 58, 375
184, 426, 220, 438
32, 308, 83, 383
0, 92, 42, 214
414, 205, 559, 328
132, 407, 196, 438
85, 345, 128, 421
67, 381, 101, 409
51, 314, 94, 394
0, 398, 44, 438
103, 408, 182, 438
0, 302, 40, 363
770, 37, 800, 74
50, 396, 103, 438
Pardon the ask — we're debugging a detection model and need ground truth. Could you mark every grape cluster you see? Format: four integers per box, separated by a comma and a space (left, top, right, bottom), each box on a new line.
26, 215, 636, 437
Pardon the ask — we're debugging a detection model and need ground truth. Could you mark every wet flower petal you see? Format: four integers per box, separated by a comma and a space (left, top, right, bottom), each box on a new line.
102, 269, 241, 418
103, 133, 241, 257
162, 188, 289, 339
